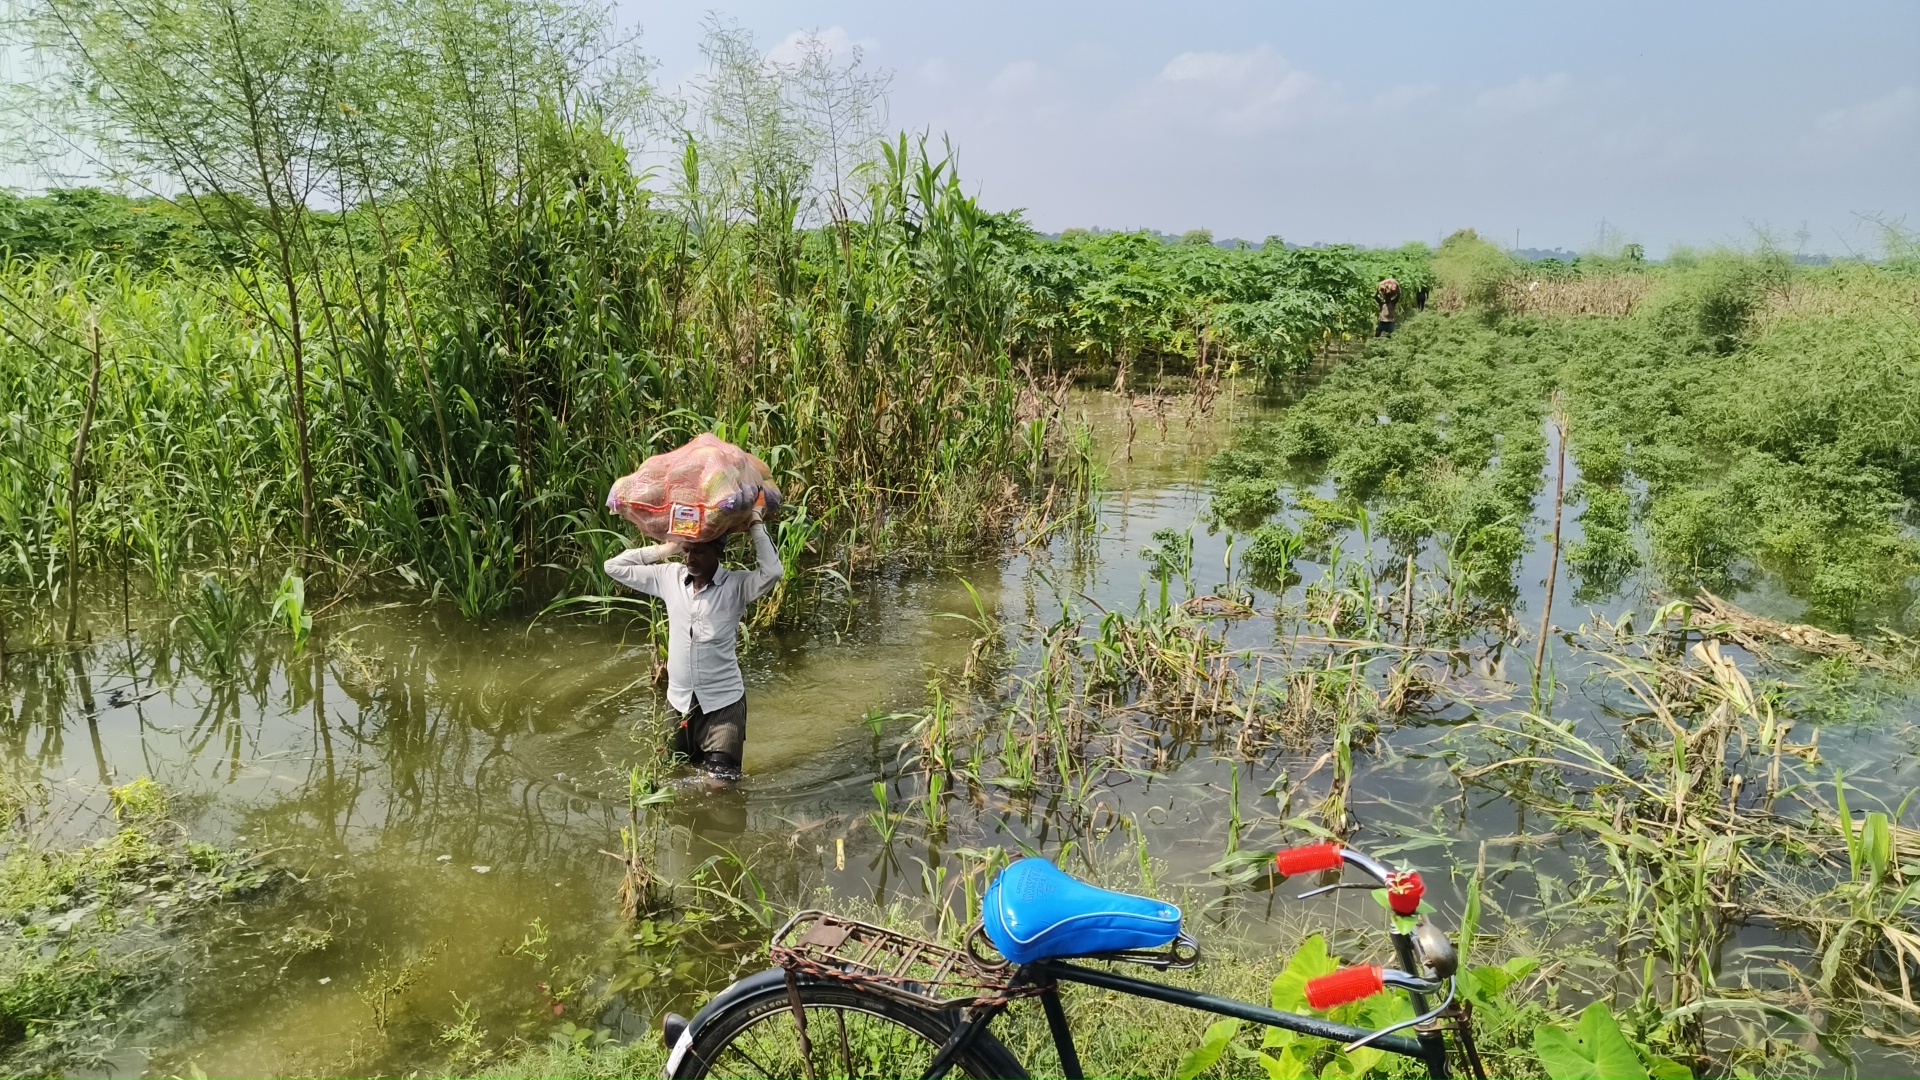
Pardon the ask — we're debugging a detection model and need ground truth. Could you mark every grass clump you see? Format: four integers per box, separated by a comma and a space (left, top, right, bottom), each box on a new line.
0, 777, 271, 1072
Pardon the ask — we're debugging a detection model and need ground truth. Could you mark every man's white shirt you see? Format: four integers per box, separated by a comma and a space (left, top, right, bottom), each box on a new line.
602, 524, 783, 713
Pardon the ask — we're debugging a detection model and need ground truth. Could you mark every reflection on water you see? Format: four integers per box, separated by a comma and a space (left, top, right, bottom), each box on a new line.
2, 390, 1916, 1075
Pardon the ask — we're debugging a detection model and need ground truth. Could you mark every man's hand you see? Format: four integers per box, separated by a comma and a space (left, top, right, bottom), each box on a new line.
750, 506, 765, 526
661, 540, 686, 558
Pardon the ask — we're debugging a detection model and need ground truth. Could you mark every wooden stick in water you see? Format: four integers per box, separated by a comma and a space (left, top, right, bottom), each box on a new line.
1532, 398, 1568, 696
65, 327, 104, 642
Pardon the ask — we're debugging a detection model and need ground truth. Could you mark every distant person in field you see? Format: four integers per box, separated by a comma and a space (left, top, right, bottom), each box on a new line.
603, 506, 782, 783
1415, 284, 1430, 311
1376, 277, 1401, 336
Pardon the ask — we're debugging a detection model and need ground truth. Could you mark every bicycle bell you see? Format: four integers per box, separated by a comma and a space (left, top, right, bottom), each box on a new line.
1414, 920, 1458, 979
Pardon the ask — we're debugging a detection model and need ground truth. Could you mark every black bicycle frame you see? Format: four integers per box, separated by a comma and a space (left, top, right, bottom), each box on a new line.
918, 960, 1451, 1080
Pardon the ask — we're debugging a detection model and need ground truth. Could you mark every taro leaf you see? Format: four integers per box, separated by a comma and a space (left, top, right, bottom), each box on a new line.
1647, 1055, 1695, 1080
1175, 1018, 1242, 1080
1257, 1048, 1312, 1079
1330, 992, 1414, 1078
1269, 933, 1337, 1016
1532, 1003, 1649, 1080
1462, 955, 1541, 1008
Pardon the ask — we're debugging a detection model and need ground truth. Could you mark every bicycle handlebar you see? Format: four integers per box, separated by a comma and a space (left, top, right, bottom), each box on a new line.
1271, 842, 1398, 886
1273, 842, 1344, 876
1305, 965, 1385, 1009
1305, 965, 1448, 1010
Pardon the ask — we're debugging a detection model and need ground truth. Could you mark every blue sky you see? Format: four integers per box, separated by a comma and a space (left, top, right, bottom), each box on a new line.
620, 1, 1918, 256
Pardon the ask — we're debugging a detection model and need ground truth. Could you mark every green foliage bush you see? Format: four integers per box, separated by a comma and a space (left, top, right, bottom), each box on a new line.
0, 189, 212, 267
1566, 482, 1638, 594
1240, 523, 1304, 588
1207, 476, 1281, 528
1433, 228, 1513, 310
1222, 315, 1551, 597
1653, 249, 1790, 353
1005, 231, 1432, 377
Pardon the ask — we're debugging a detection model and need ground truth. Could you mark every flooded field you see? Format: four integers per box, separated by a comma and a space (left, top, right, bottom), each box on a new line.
5, 388, 1918, 1077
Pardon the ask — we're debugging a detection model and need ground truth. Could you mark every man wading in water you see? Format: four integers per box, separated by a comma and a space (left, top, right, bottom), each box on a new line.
604, 507, 783, 783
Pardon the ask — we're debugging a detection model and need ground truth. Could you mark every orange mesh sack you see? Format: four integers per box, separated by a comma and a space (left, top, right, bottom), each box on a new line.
606, 434, 783, 544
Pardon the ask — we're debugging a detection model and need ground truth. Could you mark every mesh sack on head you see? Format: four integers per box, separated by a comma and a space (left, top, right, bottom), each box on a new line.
607, 433, 783, 543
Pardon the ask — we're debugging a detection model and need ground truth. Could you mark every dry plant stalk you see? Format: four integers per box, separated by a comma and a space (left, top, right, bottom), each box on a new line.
1693, 589, 1897, 670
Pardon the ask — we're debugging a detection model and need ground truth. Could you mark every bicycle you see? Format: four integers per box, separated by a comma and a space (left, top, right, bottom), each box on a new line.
661, 841, 1486, 1079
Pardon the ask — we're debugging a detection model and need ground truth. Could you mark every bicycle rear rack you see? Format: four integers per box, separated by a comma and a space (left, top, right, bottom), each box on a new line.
770, 910, 1045, 1011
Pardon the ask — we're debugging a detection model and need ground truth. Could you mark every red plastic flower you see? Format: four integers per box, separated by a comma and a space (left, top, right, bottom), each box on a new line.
1387, 870, 1425, 916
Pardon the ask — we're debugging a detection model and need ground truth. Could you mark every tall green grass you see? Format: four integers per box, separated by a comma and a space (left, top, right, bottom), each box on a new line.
0, 0, 1437, 624
0, 145, 1027, 619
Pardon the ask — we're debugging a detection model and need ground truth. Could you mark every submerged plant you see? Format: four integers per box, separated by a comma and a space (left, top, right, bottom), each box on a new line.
170, 574, 266, 677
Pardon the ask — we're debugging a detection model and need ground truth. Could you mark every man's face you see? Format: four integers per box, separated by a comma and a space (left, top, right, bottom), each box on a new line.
685, 541, 723, 582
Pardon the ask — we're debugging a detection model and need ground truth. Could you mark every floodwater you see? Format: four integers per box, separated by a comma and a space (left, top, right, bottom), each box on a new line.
5, 389, 1918, 1077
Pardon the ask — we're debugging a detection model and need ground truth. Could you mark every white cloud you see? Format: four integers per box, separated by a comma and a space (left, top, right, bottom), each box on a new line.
765, 26, 875, 68
989, 60, 1054, 100
1476, 73, 1571, 115
1371, 83, 1439, 112
893, 20, 1914, 252
1144, 45, 1322, 132
1814, 86, 1917, 140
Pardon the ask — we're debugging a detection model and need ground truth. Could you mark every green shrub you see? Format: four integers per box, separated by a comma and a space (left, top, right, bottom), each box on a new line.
1240, 523, 1304, 588
1434, 228, 1514, 310
1207, 476, 1281, 528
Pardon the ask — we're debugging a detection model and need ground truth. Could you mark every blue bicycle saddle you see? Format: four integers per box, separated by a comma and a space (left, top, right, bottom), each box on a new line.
981, 858, 1183, 964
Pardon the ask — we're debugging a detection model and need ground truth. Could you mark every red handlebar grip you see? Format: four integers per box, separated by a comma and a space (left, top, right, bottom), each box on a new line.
1274, 843, 1344, 877
1305, 965, 1386, 1010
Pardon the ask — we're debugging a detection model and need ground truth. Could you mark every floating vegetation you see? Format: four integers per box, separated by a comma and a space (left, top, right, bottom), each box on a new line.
0, 777, 272, 1073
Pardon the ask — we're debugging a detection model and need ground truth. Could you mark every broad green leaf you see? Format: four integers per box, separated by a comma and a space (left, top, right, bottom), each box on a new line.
1259, 1024, 1298, 1052
1504, 956, 1542, 980
1269, 933, 1338, 1014
1647, 1055, 1695, 1080
1175, 1018, 1241, 1079
1461, 956, 1537, 1008
1258, 1046, 1313, 1079
1460, 965, 1513, 1007
1533, 1003, 1649, 1080
1328, 1045, 1374, 1068
1328, 991, 1420, 1068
